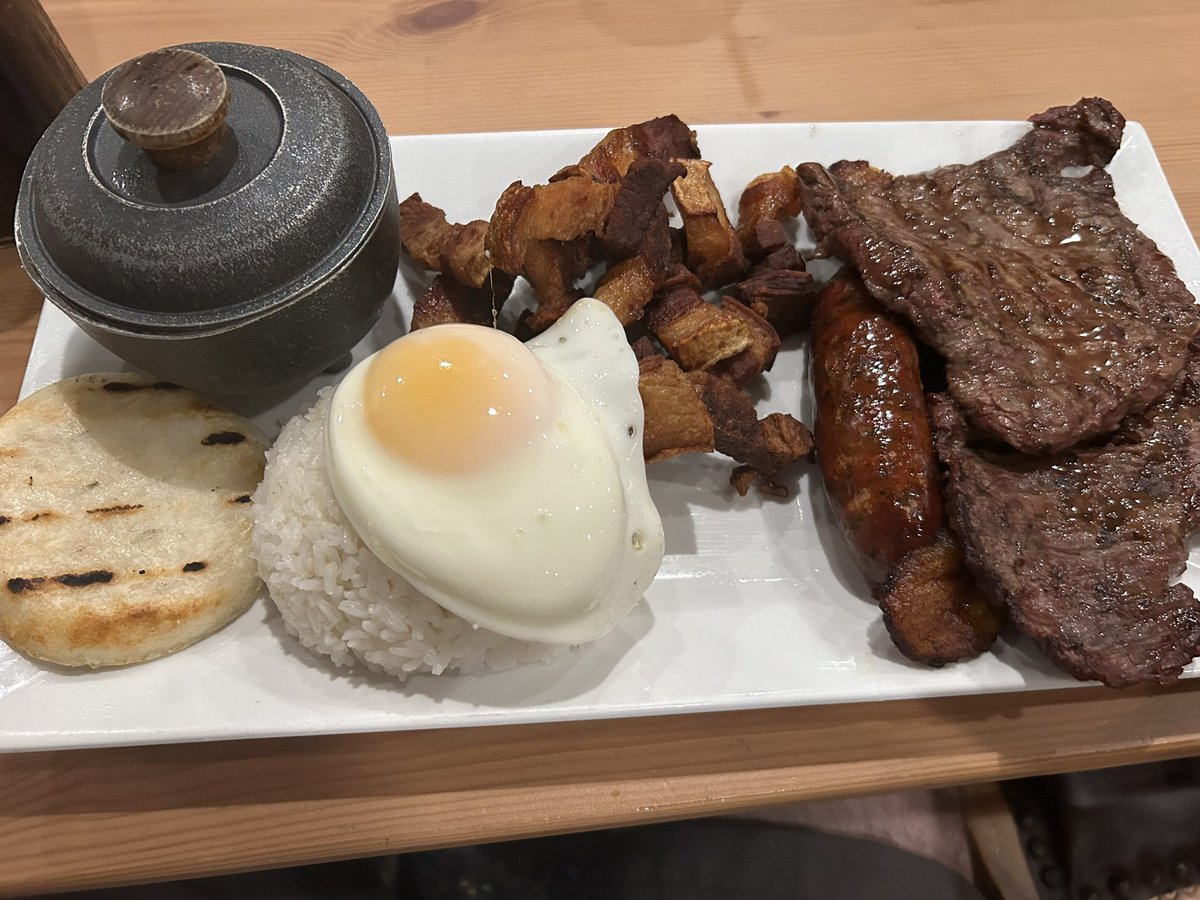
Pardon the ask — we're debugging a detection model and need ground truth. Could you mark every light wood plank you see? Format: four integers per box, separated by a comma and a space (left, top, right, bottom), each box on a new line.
963, 783, 1041, 900
0, 246, 44, 412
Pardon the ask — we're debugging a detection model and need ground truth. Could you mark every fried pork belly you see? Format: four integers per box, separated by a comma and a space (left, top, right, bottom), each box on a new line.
554, 114, 700, 183
671, 159, 747, 288
735, 166, 802, 262
668, 225, 687, 267
629, 335, 659, 360
487, 177, 619, 333
726, 243, 818, 338
694, 372, 814, 496
410, 272, 516, 331
747, 219, 790, 258
644, 284, 753, 372
877, 530, 1005, 666
709, 298, 781, 388
602, 158, 686, 259
638, 354, 715, 464
594, 203, 673, 325
488, 177, 619, 259
398, 194, 492, 289
658, 262, 702, 294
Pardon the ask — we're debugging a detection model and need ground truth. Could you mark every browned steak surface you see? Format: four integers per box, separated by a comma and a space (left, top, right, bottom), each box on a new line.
799, 98, 1200, 455
929, 351, 1200, 685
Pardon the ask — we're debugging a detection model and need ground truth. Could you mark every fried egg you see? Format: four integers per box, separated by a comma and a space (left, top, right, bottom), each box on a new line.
325, 298, 664, 645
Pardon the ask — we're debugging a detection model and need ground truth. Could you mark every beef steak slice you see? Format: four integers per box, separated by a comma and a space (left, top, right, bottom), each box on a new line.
929, 350, 1200, 686
798, 98, 1200, 455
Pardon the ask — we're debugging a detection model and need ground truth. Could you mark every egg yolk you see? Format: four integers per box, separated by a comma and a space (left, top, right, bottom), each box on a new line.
362, 325, 553, 476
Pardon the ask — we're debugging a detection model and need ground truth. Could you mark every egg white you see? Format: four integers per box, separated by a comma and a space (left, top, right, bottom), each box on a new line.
325, 298, 665, 645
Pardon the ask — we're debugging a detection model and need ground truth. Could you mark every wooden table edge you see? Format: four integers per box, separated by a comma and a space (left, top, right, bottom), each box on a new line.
3, 681, 1200, 894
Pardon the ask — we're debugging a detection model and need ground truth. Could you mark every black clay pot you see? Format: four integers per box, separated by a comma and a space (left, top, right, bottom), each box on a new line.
14, 41, 399, 395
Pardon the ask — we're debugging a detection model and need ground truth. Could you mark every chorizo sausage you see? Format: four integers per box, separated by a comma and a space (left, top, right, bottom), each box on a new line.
810, 269, 942, 585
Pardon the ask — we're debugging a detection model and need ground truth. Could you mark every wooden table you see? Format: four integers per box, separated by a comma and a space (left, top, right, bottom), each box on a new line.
4, 0, 1200, 894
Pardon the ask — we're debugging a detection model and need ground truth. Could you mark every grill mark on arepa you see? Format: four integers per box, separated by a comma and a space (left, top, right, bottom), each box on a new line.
201, 431, 246, 445
230, 494, 252, 504
57, 570, 115, 587
7, 570, 115, 594
86, 503, 145, 517
8, 510, 58, 523
2, 506, 145, 524
101, 381, 182, 393
6, 576, 45, 593
3, 561, 223, 594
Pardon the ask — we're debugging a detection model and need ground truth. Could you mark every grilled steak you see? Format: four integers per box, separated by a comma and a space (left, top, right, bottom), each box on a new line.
798, 98, 1200, 455
929, 350, 1200, 686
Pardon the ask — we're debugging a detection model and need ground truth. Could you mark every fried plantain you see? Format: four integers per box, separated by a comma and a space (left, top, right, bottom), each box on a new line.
877, 530, 1006, 666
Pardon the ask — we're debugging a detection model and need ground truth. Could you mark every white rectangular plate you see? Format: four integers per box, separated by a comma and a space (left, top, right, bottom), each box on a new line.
4, 120, 1199, 753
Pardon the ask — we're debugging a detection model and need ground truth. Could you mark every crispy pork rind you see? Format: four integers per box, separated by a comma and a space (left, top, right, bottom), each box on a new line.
641, 267, 786, 388
410, 272, 516, 331
629, 335, 659, 360
671, 159, 747, 288
638, 354, 715, 464
601, 158, 686, 259
553, 114, 700, 183
877, 530, 1006, 666
694, 372, 814, 496
709, 297, 782, 388
735, 166, 802, 262
727, 243, 819, 338
401, 115, 816, 489
594, 202, 673, 326
398, 193, 492, 289
486, 177, 619, 333
644, 284, 754, 372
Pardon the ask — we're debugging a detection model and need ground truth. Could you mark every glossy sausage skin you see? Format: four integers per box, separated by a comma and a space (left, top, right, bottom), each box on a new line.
810, 269, 942, 585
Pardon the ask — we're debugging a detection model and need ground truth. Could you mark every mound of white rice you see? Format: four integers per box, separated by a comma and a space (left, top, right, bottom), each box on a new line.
250, 390, 563, 679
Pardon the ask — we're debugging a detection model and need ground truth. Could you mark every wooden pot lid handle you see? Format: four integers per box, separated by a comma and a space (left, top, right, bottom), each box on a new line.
101, 48, 230, 171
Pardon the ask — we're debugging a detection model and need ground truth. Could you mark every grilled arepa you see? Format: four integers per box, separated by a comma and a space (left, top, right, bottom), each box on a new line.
0, 373, 267, 668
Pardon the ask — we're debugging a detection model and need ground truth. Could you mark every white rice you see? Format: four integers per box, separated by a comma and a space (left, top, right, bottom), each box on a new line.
250, 389, 563, 679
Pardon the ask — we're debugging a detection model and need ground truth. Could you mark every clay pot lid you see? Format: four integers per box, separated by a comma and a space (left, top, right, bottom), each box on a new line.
15, 42, 393, 331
